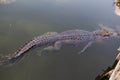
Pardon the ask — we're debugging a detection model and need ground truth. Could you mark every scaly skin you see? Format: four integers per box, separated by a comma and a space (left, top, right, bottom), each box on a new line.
0, 27, 119, 65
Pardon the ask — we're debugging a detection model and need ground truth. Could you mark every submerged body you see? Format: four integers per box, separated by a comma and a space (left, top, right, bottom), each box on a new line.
0, 26, 119, 65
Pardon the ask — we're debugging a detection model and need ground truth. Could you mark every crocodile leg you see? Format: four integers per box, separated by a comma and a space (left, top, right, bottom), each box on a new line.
39, 41, 62, 56
78, 41, 93, 54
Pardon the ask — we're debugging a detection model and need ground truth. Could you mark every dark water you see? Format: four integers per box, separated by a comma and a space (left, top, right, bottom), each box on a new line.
0, 0, 120, 80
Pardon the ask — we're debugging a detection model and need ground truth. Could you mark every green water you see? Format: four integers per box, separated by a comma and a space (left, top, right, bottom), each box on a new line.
0, 0, 120, 80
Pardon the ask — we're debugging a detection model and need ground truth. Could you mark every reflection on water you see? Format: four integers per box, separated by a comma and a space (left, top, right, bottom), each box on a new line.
0, 0, 16, 4
0, 0, 120, 80
114, 0, 120, 16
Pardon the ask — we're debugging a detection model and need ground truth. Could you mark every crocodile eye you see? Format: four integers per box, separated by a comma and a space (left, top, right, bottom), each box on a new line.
105, 31, 109, 35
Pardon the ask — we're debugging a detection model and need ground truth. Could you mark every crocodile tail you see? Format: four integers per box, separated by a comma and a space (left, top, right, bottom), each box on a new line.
0, 32, 58, 66
0, 39, 36, 66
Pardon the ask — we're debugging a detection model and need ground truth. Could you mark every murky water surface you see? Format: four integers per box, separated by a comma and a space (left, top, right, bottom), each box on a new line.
0, 0, 120, 80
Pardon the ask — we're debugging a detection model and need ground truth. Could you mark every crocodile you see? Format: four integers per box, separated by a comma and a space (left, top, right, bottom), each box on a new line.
0, 25, 119, 65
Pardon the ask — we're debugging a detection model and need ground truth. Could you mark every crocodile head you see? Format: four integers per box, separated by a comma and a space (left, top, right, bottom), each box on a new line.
99, 24, 120, 38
